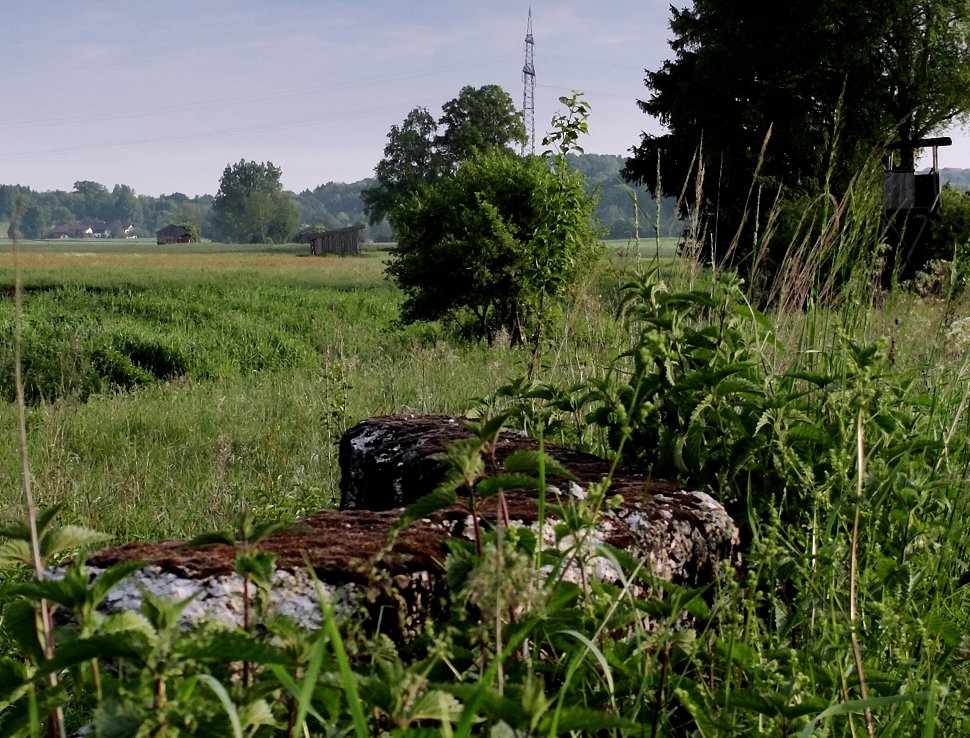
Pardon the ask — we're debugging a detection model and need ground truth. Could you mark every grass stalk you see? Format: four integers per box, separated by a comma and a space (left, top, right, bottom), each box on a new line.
315, 571, 369, 738
10, 204, 66, 738
850, 406, 874, 738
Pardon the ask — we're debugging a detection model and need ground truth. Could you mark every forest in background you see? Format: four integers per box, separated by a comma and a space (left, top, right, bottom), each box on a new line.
0, 153, 682, 243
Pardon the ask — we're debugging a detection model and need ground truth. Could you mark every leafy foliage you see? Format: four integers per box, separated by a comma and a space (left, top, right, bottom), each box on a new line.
362, 85, 526, 225
386, 95, 599, 347
923, 183, 970, 291
626, 0, 970, 274
5, 180, 970, 736
211, 160, 299, 244
0, 283, 329, 404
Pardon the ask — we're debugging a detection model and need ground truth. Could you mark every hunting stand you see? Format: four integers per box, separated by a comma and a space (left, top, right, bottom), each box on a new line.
882, 136, 951, 280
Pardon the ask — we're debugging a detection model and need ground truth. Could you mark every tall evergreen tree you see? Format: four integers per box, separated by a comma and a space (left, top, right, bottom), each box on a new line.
624, 0, 970, 272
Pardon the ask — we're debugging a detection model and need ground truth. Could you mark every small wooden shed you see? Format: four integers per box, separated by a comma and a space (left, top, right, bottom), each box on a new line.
308, 224, 364, 256
156, 224, 195, 245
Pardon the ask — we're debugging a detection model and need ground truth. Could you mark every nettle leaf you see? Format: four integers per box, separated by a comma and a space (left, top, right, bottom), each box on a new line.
780, 695, 830, 720
235, 550, 277, 583
923, 611, 963, 648
715, 376, 764, 398
0, 505, 63, 542
43, 525, 113, 558
502, 449, 576, 480
400, 486, 459, 527
38, 632, 152, 676
674, 682, 719, 737
787, 422, 830, 445
0, 540, 31, 568
100, 610, 156, 639
240, 699, 275, 731
433, 438, 486, 486
463, 409, 514, 443
185, 531, 235, 548
14, 575, 89, 610
0, 683, 69, 737
713, 637, 758, 667
93, 698, 143, 738
87, 560, 149, 605
247, 520, 295, 544
786, 370, 833, 388
672, 434, 689, 474
140, 588, 198, 634
726, 688, 778, 716
541, 705, 642, 734
1, 598, 45, 662
476, 473, 541, 498
0, 657, 30, 706
407, 689, 463, 723
442, 682, 528, 726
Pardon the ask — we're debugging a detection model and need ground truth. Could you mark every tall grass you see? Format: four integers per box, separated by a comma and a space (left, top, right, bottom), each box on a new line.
0, 243, 623, 540
2, 194, 970, 736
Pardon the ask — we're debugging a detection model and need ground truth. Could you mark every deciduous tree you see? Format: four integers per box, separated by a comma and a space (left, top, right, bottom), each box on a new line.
361, 108, 440, 224
362, 85, 526, 225
212, 160, 298, 243
8, 202, 48, 239
386, 95, 598, 351
73, 180, 112, 222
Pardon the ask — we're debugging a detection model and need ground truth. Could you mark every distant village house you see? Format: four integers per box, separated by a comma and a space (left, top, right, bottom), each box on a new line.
45, 221, 134, 239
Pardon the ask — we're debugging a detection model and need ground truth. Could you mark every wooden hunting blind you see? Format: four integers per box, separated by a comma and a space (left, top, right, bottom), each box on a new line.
307, 224, 364, 256
881, 136, 952, 280
882, 136, 952, 213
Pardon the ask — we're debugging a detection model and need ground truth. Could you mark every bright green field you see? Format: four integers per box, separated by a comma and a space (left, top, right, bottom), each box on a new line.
4, 238, 970, 736
0, 240, 628, 540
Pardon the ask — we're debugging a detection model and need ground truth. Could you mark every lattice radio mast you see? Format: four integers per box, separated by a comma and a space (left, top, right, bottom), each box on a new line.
521, 8, 536, 155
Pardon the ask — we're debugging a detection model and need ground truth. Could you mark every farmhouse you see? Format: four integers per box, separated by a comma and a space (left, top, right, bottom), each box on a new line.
46, 222, 92, 239
156, 224, 195, 245
306, 223, 364, 255
45, 221, 135, 239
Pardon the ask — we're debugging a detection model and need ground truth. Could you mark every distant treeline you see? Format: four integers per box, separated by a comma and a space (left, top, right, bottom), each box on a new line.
941, 167, 970, 190
0, 154, 690, 242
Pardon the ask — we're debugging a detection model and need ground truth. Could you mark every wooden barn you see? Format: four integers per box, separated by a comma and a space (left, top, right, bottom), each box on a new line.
156, 224, 195, 245
307, 224, 364, 256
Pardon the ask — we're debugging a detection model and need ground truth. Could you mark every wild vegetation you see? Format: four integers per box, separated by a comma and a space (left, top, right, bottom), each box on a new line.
2, 15, 970, 728
2, 188, 970, 737
386, 94, 600, 356
0, 154, 669, 247
626, 0, 970, 276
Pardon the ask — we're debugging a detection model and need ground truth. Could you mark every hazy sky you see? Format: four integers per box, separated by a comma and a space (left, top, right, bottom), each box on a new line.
2, 2, 967, 198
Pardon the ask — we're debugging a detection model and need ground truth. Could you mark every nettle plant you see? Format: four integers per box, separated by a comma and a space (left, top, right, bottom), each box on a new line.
485, 265, 970, 735
0, 438, 706, 738
2, 267, 969, 736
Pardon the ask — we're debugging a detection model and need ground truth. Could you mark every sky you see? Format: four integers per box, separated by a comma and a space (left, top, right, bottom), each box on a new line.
2, 2, 968, 198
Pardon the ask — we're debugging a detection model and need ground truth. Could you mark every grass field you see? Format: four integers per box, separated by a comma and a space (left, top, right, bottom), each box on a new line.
3, 236, 970, 736
0, 239, 627, 539
0, 236, 960, 539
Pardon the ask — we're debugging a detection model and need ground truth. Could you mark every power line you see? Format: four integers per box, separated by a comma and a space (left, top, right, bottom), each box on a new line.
0, 54, 517, 133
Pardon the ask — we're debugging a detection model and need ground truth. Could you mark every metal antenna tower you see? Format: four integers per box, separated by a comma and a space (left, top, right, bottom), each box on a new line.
521, 8, 536, 155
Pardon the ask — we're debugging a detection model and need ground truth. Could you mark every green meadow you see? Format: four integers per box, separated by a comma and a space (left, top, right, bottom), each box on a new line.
3, 236, 970, 736
0, 235, 962, 541
0, 240, 627, 538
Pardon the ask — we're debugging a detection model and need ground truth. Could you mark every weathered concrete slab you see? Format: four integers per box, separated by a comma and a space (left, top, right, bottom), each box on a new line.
77, 415, 740, 639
